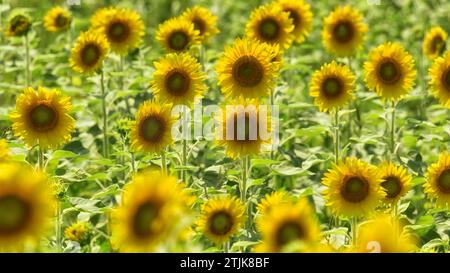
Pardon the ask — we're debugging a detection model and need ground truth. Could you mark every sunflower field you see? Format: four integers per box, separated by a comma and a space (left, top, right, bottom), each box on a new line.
0, 0, 450, 255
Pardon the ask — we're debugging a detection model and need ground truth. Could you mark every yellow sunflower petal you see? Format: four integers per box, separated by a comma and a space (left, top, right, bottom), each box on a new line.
429, 51, 450, 108
424, 152, 450, 208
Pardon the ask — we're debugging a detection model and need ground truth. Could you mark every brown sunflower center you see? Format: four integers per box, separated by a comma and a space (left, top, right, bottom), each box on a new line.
232, 56, 264, 88
285, 9, 300, 29
140, 116, 165, 142
229, 112, 259, 141
431, 36, 446, 55
108, 21, 130, 43
276, 221, 304, 247
441, 68, 450, 91
258, 18, 280, 41
332, 21, 354, 43
341, 176, 369, 203
322, 77, 343, 98
55, 14, 70, 28
10, 15, 30, 35
209, 211, 233, 236
0, 195, 31, 235
132, 202, 159, 237
437, 169, 450, 194
165, 70, 191, 96
381, 176, 402, 199
81, 43, 101, 66
378, 59, 402, 84
192, 18, 206, 35
168, 31, 189, 51
29, 104, 58, 132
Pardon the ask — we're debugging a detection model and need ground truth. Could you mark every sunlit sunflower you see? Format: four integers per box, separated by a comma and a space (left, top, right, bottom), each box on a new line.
181, 6, 219, 43
216, 38, 277, 99
309, 61, 356, 112
0, 162, 55, 252
276, 0, 313, 43
197, 196, 245, 245
70, 31, 109, 74
151, 53, 206, 105
355, 214, 417, 253
90, 7, 114, 28
245, 3, 294, 49
111, 170, 192, 252
322, 6, 368, 57
217, 99, 272, 159
378, 162, 412, 204
0, 139, 10, 161
4, 13, 31, 37
424, 152, 450, 208
256, 199, 321, 252
64, 222, 89, 243
130, 100, 175, 154
322, 157, 384, 217
92, 7, 144, 54
429, 51, 450, 108
364, 42, 416, 101
423, 27, 447, 60
10, 87, 75, 149
43, 6, 71, 32
257, 191, 292, 216
156, 18, 201, 52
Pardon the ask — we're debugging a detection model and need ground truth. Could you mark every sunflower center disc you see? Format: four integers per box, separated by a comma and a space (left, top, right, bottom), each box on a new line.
0, 195, 30, 235
55, 14, 69, 28
10, 15, 30, 35
30, 104, 58, 131
141, 117, 164, 142
379, 60, 401, 84
342, 177, 369, 203
276, 221, 303, 247
381, 176, 402, 199
166, 70, 190, 96
81, 44, 100, 66
109, 22, 129, 42
133, 202, 158, 237
286, 9, 300, 29
232, 56, 264, 87
437, 169, 450, 194
322, 77, 342, 98
431, 37, 446, 55
259, 18, 280, 41
169, 31, 189, 51
333, 21, 354, 43
193, 18, 206, 35
209, 211, 233, 235
442, 69, 450, 91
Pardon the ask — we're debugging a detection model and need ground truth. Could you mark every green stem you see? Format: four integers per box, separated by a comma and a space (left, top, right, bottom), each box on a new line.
351, 217, 358, 247
161, 150, 167, 174
182, 139, 187, 182
334, 108, 340, 163
25, 33, 30, 86
390, 101, 396, 160
56, 201, 62, 252
130, 152, 136, 173
241, 155, 249, 202
38, 145, 44, 170
269, 89, 275, 160
100, 70, 109, 158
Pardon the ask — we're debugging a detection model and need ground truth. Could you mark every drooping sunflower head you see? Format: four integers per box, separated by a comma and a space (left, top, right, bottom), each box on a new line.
0, 162, 55, 252
322, 6, 368, 57
276, 0, 313, 43
64, 222, 89, 243
10, 87, 75, 149
4, 13, 31, 37
423, 27, 447, 60
309, 61, 356, 113
429, 51, 450, 108
0, 139, 10, 162
217, 99, 272, 159
424, 152, 450, 208
257, 190, 292, 217
70, 31, 109, 74
322, 157, 385, 217
197, 196, 245, 245
130, 100, 174, 154
364, 42, 417, 101
111, 170, 192, 252
43, 6, 71, 33
156, 17, 201, 52
216, 38, 277, 99
377, 162, 412, 204
92, 7, 144, 55
181, 6, 219, 43
356, 214, 418, 253
256, 199, 321, 252
245, 3, 295, 49
151, 52, 206, 105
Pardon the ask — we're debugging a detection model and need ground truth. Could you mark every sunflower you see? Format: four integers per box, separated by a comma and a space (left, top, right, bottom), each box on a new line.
423, 27, 447, 60
92, 7, 144, 55
356, 214, 417, 253
309, 61, 356, 112
216, 38, 277, 99
257, 191, 292, 216
64, 222, 89, 243
217, 99, 272, 159
322, 6, 368, 57
256, 199, 321, 252
0, 139, 10, 161
245, 3, 294, 49
429, 51, 450, 108
424, 152, 450, 207
130, 100, 175, 154
10, 87, 75, 149
197, 196, 245, 245
4, 13, 31, 37
181, 6, 219, 43
364, 42, 416, 101
276, 0, 313, 43
90, 7, 114, 28
322, 157, 385, 217
156, 18, 201, 52
43, 6, 71, 32
0, 162, 55, 252
111, 170, 192, 252
70, 31, 109, 74
151, 53, 206, 105
378, 162, 412, 204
